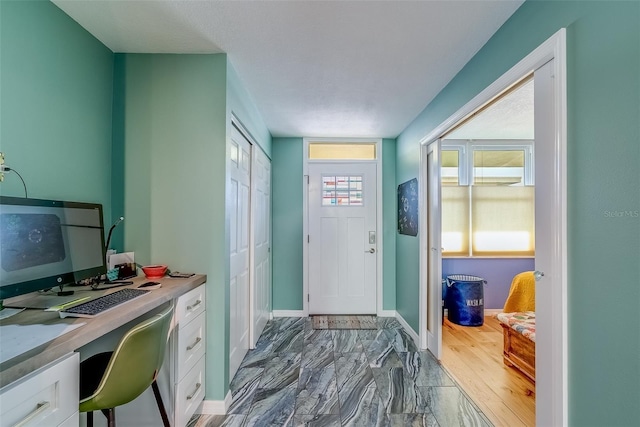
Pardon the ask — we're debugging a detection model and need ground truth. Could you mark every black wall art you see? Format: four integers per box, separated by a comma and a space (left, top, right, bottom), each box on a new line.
397, 178, 418, 236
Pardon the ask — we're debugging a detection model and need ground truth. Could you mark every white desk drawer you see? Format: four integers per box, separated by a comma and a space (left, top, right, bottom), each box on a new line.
176, 284, 205, 325
175, 355, 205, 427
0, 353, 78, 427
176, 311, 206, 381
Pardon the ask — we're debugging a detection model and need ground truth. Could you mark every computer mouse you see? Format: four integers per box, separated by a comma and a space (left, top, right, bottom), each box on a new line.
138, 281, 161, 290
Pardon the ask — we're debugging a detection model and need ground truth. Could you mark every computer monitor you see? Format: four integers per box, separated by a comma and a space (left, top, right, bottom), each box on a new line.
0, 196, 107, 304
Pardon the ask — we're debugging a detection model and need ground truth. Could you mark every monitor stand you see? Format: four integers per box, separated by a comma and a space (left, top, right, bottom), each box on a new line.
57, 284, 74, 296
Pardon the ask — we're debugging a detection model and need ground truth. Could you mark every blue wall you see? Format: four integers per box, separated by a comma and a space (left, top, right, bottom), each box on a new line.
0, 0, 113, 214
442, 258, 535, 309
395, 1, 640, 424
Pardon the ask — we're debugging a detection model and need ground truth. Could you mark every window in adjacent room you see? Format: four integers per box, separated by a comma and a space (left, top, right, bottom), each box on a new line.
441, 141, 534, 257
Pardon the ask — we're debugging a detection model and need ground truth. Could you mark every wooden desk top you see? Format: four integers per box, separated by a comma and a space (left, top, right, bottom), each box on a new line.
0, 274, 206, 388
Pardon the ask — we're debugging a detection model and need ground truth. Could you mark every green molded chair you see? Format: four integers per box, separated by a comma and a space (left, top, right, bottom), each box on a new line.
79, 306, 174, 427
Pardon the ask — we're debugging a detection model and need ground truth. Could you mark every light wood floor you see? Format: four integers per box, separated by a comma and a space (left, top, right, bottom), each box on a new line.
441, 314, 535, 427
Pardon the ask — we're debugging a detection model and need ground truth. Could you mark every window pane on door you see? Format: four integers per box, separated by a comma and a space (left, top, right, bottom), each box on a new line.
322, 175, 364, 206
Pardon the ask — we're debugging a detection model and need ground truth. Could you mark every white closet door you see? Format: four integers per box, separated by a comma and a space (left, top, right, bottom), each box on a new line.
229, 126, 251, 380
250, 147, 271, 347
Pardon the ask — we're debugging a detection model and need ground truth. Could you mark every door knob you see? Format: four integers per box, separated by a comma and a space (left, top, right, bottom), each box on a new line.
533, 270, 544, 281
365, 248, 376, 253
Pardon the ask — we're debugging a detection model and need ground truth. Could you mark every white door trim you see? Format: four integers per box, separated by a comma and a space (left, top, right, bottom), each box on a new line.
418, 29, 567, 426
419, 140, 442, 356
302, 138, 383, 316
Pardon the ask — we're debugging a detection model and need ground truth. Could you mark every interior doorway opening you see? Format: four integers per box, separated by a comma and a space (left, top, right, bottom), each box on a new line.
419, 30, 567, 426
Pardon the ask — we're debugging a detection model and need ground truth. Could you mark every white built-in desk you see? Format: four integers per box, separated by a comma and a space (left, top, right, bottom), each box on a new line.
0, 274, 206, 427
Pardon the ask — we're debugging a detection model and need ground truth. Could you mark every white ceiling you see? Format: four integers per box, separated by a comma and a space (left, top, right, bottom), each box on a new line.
52, 0, 525, 138
446, 78, 533, 140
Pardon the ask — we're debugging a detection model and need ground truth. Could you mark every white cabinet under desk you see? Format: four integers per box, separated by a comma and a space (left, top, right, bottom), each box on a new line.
0, 275, 207, 427
159, 283, 206, 427
0, 353, 79, 427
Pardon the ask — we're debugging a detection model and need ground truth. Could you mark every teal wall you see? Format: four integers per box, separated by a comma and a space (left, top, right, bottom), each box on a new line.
114, 53, 236, 401
271, 138, 398, 312
395, 1, 640, 424
382, 138, 397, 310
271, 138, 304, 310
227, 62, 272, 157
114, 53, 271, 400
0, 0, 113, 215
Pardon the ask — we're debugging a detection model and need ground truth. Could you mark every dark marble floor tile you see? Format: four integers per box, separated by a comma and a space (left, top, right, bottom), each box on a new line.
227, 377, 260, 415
378, 317, 402, 329
339, 385, 391, 427
334, 352, 376, 390
332, 330, 363, 353
244, 385, 297, 427
227, 368, 264, 414
301, 341, 334, 369
230, 367, 263, 396
303, 329, 333, 346
189, 414, 246, 427
365, 344, 403, 370
372, 367, 428, 414
257, 320, 280, 342
272, 327, 304, 354
277, 317, 305, 331
227, 368, 263, 415
259, 353, 301, 389
384, 327, 419, 353
388, 413, 439, 427
420, 386, 490, 427
293, 414, 342, 427
358, 328, 388, 343
191, 316, 493, 427
239, 340, 274, 369
398, 352, 455, 387
296, 366, 340, 415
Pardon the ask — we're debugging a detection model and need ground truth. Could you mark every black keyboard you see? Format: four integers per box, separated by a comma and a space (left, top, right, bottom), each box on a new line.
59, 288, 150, 318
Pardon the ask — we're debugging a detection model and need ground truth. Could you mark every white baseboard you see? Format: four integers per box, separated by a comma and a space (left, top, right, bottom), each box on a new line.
395, 312, 420, 348
377, 309, 396, 317
484, 308, 502, 316
199, 390, 233, 415
272, 310, 305, 317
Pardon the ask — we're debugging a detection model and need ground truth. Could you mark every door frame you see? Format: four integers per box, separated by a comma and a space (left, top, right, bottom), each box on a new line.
419, 139, 442, 357
418, 29, 567, 426
302, 138, 385, 316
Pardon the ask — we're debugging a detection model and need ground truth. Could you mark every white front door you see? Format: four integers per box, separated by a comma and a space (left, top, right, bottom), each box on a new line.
308, 162, 377, 314
425, 141, 442, 358
250, 147, 271, 347
229, 125, 251, 380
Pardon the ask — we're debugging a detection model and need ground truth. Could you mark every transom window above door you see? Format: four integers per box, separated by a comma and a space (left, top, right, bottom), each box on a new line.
308, 143, 376, 160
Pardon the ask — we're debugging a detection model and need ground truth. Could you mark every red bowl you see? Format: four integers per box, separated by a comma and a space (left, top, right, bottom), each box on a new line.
141, 265, 167, 279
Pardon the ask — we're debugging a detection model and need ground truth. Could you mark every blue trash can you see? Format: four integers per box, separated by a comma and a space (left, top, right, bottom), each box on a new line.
446, 275, 486, 326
